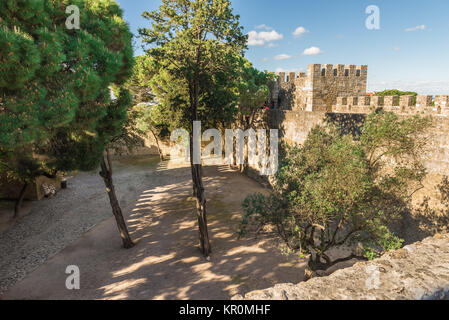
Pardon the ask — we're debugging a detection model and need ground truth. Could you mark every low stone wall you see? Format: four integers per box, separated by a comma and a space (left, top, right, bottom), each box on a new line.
233, 234, 449, 300
110, 134, 172, 158
0, 176, 62, 201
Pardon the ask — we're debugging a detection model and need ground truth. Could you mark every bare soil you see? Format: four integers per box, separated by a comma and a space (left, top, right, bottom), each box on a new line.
3, 159, 307, 300
2, 157, 446, 300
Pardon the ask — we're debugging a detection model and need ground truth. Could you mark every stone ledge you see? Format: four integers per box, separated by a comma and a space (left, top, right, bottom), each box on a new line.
233, 233, 449, 300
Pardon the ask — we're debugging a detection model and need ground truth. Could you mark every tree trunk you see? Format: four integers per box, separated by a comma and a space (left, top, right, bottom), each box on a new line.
190, 136, 211, 257
240, 139, 249, 174
304, 252, 326, 280
149, 129, 164, 161
239, 115, 251, 174
99, 154, 134, 249
304, 252, 367, 281
188, 41, 211, 257
13, 182, 28, 218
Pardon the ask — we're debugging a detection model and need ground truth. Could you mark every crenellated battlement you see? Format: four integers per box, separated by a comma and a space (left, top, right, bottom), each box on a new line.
265, 64, 449, 180
276, 64, 368, 84
308, 64, 368, 79
271, 63, 368, 111
333, 95, 449, 116
270, 64, 449, 117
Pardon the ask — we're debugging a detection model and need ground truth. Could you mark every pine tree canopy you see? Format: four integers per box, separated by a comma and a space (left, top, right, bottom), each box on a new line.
0, 0, 134, 173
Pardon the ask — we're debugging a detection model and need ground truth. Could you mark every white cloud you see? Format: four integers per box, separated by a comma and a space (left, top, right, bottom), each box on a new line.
247, 33, 265, 46
247, 30, 284, 46
393, 47, 400, 51
275, 67, 304, 73
274, 54, 292, 61
266, 43, 279, 48
405, 25, 426, 32
293, 26, 308, 37
262, 57, 269, 62
255, 24, 273, 31
303, 46, 323, 56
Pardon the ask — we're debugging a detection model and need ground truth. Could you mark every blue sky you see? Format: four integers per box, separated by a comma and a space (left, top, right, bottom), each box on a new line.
116, 0, 449, 94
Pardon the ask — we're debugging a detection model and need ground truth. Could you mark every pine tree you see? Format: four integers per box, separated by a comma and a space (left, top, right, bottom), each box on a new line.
0, 0, 135, 248
140, 0, 247, 257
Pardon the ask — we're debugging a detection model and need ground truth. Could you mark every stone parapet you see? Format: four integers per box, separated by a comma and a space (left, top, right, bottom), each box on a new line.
233, 234, 449, 300
333, 95, 449, 116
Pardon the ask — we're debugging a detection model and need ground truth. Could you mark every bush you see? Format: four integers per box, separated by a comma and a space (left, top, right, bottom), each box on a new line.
240, 111, 432, 274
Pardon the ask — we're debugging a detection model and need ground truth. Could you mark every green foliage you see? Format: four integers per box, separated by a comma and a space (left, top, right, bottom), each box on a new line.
0, 151, 53, 185
133, 103, 169, 138
47, 88, 133, 172
374, 89, 418, 97
139, 0, 247, 131
374, 89, 418, 104
124, 55, 191, 132
0, 26, 41, 90
235, 59, 273, 139
361, 111, 431, 198
240, 111, 432, 269
237, 60, 273, 116
122, 55, 156, 104
0, 0, 134, 179
137, 1, 271, 135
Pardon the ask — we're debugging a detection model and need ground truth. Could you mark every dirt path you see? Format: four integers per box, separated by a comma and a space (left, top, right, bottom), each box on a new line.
3, 159, 306, 300
0, 156, 159, 292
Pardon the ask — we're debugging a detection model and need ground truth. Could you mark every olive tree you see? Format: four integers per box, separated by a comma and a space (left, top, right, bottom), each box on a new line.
240, 111, 432, 277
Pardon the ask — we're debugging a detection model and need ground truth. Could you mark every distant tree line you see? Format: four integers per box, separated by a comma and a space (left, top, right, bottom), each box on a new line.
374, 89, 418, 97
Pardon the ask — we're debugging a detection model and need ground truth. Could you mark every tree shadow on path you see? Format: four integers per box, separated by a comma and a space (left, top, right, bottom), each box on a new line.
5, 162, 306, 300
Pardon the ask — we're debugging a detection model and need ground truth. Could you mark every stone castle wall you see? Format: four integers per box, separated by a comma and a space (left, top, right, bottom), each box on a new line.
334, 94, 449, 116
233, 234, 449, 300
331, 94, 449, 174
266, 63, 449, 175
239, 65, 449, 301
262, 108, 449, 176
272, 64, 368, 112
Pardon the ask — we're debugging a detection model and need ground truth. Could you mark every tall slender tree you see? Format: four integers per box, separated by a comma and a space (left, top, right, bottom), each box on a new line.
140, 0, 247, 256
235, 60, 273, 173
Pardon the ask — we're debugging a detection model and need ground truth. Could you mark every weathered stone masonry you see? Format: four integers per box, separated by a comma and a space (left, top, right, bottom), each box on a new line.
240, 66, 449, 300
270, 64, 367, 112
233, 234, 449, 300
265, 64, 449, 176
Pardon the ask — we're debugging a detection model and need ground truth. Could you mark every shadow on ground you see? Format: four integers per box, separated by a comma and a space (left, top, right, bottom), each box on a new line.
5, 162, 306, 300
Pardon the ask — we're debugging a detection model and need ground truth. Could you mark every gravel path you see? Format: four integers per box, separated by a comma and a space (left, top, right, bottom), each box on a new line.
0, 156, 181, 292
4, 163, 306, 300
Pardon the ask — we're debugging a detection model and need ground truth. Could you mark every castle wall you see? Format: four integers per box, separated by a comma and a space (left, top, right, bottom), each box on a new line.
266, 110, 326, 145
272, 72, 296, 110
234, 234, 449, 300
333, 95, 449, 116
332, 95, 449, 175
308, 64, 368, 112
272, 64, 368, 112
262, 107, 449, 176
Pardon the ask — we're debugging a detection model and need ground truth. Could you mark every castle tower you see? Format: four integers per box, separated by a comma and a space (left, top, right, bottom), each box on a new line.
271, 64, 368, 112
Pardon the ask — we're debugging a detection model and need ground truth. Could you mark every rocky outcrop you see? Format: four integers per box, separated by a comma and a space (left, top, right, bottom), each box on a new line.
233, 234, 449, 300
